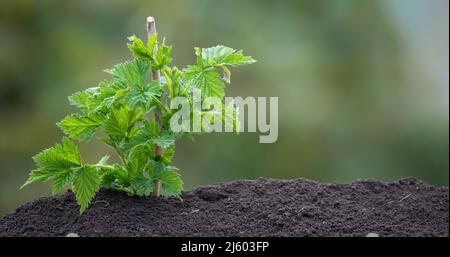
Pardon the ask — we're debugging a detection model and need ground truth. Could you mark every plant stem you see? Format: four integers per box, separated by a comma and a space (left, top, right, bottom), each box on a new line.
147, 16, 163, 197
113, 143, 127, 167
152, 96, 170, 113
94, 164, 115, 170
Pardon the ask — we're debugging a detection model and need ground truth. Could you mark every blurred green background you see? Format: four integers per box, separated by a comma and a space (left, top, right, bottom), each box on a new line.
0, 0, 448, 216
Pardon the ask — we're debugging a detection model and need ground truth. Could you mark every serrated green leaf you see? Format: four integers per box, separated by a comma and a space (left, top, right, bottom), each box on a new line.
148, 160, 183, 197
94, 80, 128, 109
127, 119, 159, 144
142, 119, 160, 136
72, 166, 101, 214
132, 171, 154, 196
51, 169, 74, 194
68, 87, 103, 112
147, 34, 157, 53
99, 170, 117, 188
127, 122, 177, 151
158, 168, 183, 197
154, 39, 172, 69
127, 34, 153, 62
103, 106, 143, 140
126, 81, 161, 111
22, 138, 81, 189
125, 143, 152, 178
21, 169, 54, 189
33, 138, 81, 169
68, 87, 102, 111
68, 90, 91, 109
162, 66, 184, 98
68, 83, 123, 114
162, 146, 175, 165
105, 60, 150, 86
122, 119, 159, 157
196, 45, 256, 67
183, 65, 225, 98
61, 137, 81, 164
99, 165, 126, 189
153, 132, 178, 149
57, 113, 103, 142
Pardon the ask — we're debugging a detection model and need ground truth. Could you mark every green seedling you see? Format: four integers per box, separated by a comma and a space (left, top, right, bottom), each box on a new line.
21, 17, 255, 213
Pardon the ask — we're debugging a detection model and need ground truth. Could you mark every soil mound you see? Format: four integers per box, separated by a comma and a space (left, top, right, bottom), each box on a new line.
0, 177, 448, 237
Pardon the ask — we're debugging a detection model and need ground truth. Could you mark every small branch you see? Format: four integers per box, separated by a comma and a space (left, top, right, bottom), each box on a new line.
152, 96, 170, 113
147, 16, 163, 197
399, 193, 412, 202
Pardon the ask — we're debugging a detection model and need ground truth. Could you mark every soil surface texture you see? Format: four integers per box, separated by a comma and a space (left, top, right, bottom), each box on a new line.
0, 177, 448, 237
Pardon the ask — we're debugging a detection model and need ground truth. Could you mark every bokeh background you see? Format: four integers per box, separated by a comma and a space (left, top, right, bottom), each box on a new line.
0, 0, 448, 216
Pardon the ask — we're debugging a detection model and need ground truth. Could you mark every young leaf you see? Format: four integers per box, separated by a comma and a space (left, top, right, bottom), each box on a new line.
125, 144, 151, 178
57, 113, 103, 142
148, 160, 183, 196
68, 90, 92, 110
127, 34, 153, 62
126, 81, 162, 111
99, 169, 117, 189
21, 169, 55, 189
142, 119, 160, 137
196, 45, 256, 67
147, 34, 157, 52
132, 171, 154, 196
51, 169, 74, 194
34, 138, 81, 169
154, 39, 172, 69
72, 166, 101, 214
103, 106, 143, 140
99, 165, 126, 189
161, 146, 175, 165
153, 132, 178, 149
95, 80, 128, 109
22, 138, 81, 189
183, 65, 225, 98
126, 119, 159, 144
122, 119, 159, 157
105, 60, 151, 86
162, 66, 184, 98
158, 168, 183, 197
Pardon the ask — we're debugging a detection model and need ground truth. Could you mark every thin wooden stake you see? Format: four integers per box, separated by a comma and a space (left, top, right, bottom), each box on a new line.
147, 16, 163, 197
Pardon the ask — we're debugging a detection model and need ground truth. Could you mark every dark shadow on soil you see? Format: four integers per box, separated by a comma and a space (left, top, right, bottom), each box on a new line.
0, 177, 448, 237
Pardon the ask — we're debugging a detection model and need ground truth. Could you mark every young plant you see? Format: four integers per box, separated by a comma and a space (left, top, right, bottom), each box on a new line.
21, 17, 256, 213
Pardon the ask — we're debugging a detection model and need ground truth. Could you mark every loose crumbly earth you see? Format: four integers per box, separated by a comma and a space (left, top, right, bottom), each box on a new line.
0, 177, 448, 237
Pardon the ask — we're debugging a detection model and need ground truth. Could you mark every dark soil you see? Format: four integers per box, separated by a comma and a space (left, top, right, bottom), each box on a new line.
0, 177, 448, 237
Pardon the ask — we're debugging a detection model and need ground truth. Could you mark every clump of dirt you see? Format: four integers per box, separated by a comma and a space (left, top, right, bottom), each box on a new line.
0, 177, 448, 237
